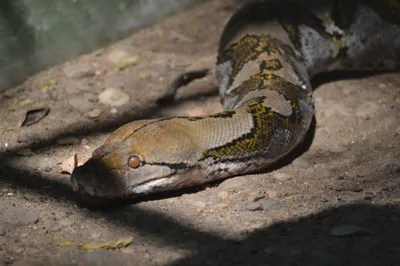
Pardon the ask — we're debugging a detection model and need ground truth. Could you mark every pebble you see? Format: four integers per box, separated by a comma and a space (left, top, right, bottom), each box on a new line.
0, 225, 7, 236
246, 202, 262, 211
233, 202, 248, 211
215, 203, 229, 209
355, 101, 379, 119
330, 224, 371, 237
106, 48, 130, 64
322, 103, 351, 117
17, 132, 40, 143
218, 176, 249, 191
65, 81, 91, 94
90, 231, 102, 239
265, 189, 278, 199
23, 192, 42, 201
273, 172, 292, 181
378, 83, 387, 89
17, 148, 33, 156
217, 191, 229, 201
110, 107, 118, 114
40, 92, 51, 100
104, 73, 129, 89
57, 137, 80, 145
51, 225, 61, 232
68, 95, 95, 112
15, 210, 39, 225
63, 63, 95, 79
187, 199, 207, 209
259, 199, 281, 211
87, 108, 102, 118
54, 210, 68, 220
247, 192, 264, 202
42, 218, 56, 231
330, 144, 348, 153
43, 164, 53, 172
59, 218, 75, 227
98, 87, 130, 107
314, 95, 324, 103
292, 157, 310, 168
38, 160, 54, 172
83, 92, 98, 102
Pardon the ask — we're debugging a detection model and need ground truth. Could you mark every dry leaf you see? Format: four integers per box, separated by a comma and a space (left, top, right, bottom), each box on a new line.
60, 152, 91, 174
330, 225, 371, 237
113, 56, 138, 71
20, 108, 50, 127
61, 236, 134, 250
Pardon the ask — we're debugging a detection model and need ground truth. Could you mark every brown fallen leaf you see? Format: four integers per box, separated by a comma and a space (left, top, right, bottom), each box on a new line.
60, 152, 91, 174
60, 236, 134, 250
20, 108, 50, 127
330, 224, 371, 237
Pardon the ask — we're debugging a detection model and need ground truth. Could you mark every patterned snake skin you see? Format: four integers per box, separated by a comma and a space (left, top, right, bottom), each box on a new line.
71, 0, 400, 199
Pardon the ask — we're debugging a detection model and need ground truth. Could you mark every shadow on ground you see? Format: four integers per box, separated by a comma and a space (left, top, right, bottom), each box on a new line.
114, 203, 400, 266
0, 59, 399, 265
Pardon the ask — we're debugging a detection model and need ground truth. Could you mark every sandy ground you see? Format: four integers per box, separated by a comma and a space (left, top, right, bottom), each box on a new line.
0, 1, 399, 265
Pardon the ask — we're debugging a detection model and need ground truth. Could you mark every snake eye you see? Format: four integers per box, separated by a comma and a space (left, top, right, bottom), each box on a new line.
128, 155, 141, 169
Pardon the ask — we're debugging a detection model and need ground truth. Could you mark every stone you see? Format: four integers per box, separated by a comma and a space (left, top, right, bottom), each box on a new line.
259, 199, 281, 211
292, 157, 310, 168
42, 218, 56, 231
218, 176, 249, 191
330, 144, 348, 153
110, 107, 118, 114
217, 191, 229, 201
65, 81, 91, 94
59, 218, 75, 227
246, 202, 262, 211
186, 199, 207, 209
63, 63, 95, 79
273, 172, 292, 181
265, 189, 278, 199
17, 148, 33, 156
23, 192, 42, 201
68, 95, 95, 112
98, 87, 130, 107
57, 137, 80, 145
106, 49, 130, 64
355, 101, 379, 119
247, 192, 264, 202
314, 95, 324, 103
83, 92, 98, 102
321, 102, 351, 117
0, 225, 7, 236
15, 210, 39, 225
233, 202, 248, 211
17, 132, 40, 143
330, 225, 371, 237
87, 109, 102, 118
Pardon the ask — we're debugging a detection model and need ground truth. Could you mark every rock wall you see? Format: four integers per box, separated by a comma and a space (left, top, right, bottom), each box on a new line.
0, 0, 204, 90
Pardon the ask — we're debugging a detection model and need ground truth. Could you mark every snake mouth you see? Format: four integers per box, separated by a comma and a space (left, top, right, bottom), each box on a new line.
126, 172, 178, 195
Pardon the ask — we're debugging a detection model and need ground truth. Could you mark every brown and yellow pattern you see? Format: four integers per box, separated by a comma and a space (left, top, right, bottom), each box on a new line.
71, 0, 400, 200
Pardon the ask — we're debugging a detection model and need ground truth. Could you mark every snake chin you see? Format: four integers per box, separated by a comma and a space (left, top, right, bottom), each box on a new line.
129, 176, 178, 195
127, 170, 211, 196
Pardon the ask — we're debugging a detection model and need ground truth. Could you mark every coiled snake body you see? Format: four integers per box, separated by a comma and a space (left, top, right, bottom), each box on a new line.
71, 0, 400, 199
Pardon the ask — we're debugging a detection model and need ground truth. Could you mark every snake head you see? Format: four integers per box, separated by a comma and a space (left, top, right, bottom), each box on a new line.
71, 119, 202, 199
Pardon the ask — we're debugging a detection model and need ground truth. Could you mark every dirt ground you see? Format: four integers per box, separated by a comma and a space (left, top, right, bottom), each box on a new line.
0, 0, 400, 265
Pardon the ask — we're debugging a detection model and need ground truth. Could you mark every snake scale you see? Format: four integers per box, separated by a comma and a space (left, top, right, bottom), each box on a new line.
71, 0, 400, 200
